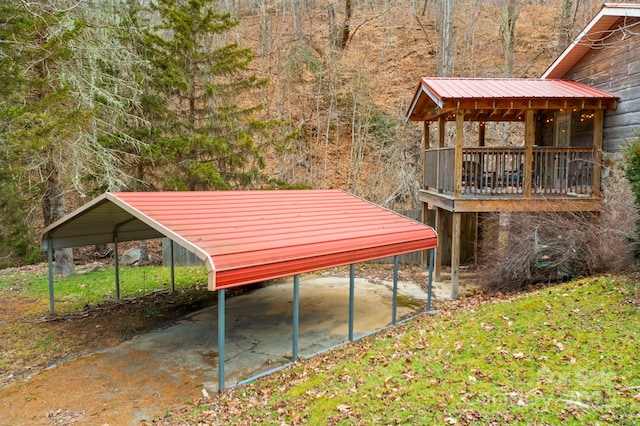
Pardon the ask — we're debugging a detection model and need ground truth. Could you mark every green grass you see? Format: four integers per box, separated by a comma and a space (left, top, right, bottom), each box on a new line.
170, 275, 640, 425
0, 264, 208, 313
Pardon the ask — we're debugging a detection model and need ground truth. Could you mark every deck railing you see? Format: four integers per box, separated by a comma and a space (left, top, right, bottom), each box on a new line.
424, 147, 596, 196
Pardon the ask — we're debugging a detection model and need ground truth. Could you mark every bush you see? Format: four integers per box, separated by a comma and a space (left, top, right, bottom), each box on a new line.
621, 133, 640, 258
478, 184, 635, 293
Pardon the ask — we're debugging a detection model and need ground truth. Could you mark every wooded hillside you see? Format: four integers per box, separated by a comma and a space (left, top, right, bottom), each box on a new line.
239, 0, 610, 207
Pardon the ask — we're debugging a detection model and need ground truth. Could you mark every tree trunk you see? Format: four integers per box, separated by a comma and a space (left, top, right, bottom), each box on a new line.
500, 0, 522, 77
43, 165, 75, 275
557, 0, 576, 52
439, 0, 455, 76
338, 0, 352, 48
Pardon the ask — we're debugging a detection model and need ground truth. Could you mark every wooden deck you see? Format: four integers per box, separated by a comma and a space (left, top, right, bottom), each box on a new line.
419, 189, 603, 213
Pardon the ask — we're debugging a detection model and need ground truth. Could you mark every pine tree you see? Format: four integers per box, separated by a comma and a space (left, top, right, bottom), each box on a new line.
139, 0, 269, 190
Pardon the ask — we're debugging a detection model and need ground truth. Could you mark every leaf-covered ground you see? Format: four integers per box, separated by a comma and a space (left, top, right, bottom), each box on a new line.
150, 275, 640, 425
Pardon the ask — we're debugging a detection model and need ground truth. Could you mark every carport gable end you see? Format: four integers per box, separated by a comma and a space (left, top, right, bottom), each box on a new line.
41, 190, 437, 292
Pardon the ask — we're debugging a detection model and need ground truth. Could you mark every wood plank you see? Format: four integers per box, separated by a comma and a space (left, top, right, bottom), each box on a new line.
524, 110, 534, 197
451, 212, 461, 299
419, 190, 603, 213
593, 109, 603, 197
454, 110, 464, 197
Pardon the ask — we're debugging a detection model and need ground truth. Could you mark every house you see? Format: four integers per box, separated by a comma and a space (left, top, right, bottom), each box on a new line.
542, 3, 640, 154
406, 3, 640, 297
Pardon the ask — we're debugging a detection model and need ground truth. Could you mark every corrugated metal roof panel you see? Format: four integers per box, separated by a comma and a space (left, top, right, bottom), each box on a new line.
42, 190, 437, 291
419, 78, 618, 100
406, 77, 618, 121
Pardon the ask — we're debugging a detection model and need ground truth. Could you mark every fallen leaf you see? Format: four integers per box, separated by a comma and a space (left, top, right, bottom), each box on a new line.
336, 404, 351, 413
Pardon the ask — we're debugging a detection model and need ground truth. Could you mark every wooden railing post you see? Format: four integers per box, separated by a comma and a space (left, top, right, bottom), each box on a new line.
593, 110, 603, 197
454, 110, 464, 197
423, 121, 430, 190
524, 109, 535, 197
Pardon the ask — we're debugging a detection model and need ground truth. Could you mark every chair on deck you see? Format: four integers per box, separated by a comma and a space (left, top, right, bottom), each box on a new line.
463, 160, 493, 190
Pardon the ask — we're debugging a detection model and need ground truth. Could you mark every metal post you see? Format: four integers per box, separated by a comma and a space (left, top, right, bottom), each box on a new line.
427, 249, 435, 313
392, 255, 399, 325
169, 240, 175, 292
292, 275, 299, 362
47, 241, 55, 314
218, 289, 225, 393
348, 264, 355, 341
113, 236, 120, 301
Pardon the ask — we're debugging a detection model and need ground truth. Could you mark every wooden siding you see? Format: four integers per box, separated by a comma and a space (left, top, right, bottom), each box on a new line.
561, 16, 640, 153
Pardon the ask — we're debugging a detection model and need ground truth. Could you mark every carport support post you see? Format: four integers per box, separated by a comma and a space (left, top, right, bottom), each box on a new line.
392, 255, 399, 325
427, 248, 435, 312
47, 240, 55, 314
218, 289, 225, 393
293, 275, 299, 362
348, 264, 355, 341
169, 240, 175, 292
113, 235, 120, 301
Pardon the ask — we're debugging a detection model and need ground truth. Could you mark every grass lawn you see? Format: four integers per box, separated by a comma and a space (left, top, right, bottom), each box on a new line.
152, 275, 640, 425
0, 263, 208, 313
1, 265, 638, 424
0, 263, 215, 384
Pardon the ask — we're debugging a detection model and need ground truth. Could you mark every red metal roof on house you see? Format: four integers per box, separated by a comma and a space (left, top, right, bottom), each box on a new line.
41, 190, 437, 291
419, 77, 616, 101
406, 77, 618, 121
543, 3, 640, 79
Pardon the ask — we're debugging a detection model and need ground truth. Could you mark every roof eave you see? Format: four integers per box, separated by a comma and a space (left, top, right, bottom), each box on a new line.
41, 192, 217, 289
542, 4, 640, 79
406, 80, 445, 121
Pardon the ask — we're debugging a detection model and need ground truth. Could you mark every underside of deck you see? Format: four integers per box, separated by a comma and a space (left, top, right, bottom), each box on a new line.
419, 189, 603, 213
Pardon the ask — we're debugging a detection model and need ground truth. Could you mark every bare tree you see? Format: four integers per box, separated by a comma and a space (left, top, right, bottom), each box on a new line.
438, 0, 456, 76
497, 0, 524, 76
1, 0, 145, 273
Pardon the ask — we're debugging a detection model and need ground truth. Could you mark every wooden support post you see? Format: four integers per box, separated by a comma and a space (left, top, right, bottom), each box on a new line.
424, 121, 431, 151
454, 110, 464, 197
437, 116, 446, 193
451, 212, 461, 299
524, 109, 535, 198
421, 121, 430, 270
593, 109, 604, 198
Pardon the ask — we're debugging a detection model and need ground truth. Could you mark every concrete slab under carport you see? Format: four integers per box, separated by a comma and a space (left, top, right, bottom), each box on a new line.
0, 273, 442, 426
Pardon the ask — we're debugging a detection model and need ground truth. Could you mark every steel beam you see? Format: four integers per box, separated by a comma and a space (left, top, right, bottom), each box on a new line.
427, 248, 435, 312
348, 264, 355, 341
293, 275, 299, 362
170, 240, 175, 292
218, 289, 225, 393
47, 241, 54, 314
392, 255, 399, 325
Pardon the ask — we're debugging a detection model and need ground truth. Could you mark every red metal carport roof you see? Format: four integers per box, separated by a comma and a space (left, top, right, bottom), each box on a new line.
41, 190, 437, 290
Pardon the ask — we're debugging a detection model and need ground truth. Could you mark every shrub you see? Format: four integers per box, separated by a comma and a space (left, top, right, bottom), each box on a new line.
621, 133, 640, 258
478, 182, 635, 293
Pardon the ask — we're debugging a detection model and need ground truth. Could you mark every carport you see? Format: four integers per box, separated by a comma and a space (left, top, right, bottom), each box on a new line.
41, 190, 438, 390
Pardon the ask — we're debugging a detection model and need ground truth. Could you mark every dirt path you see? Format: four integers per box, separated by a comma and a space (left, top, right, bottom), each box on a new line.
0, 273, 461, 425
